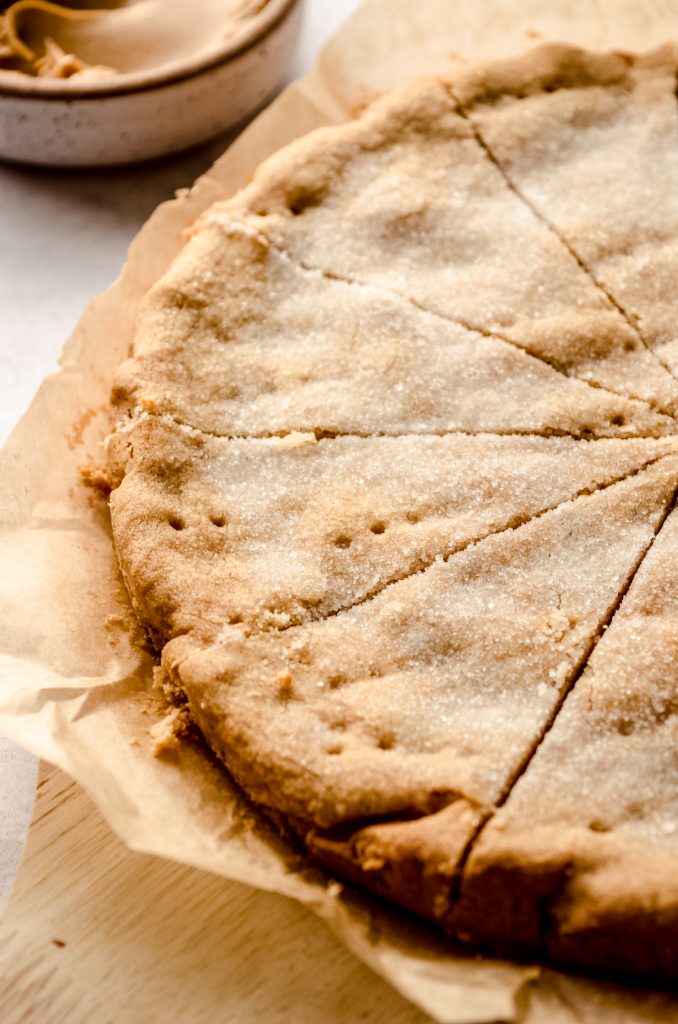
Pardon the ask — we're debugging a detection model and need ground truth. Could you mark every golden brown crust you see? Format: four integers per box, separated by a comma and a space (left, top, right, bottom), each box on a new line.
452, 41, 678, 108
107, 43, 678, 984
451, 504, 678, 981
451, 42, 633, 107
305, 801, 486, 924
452, 824, 678, 981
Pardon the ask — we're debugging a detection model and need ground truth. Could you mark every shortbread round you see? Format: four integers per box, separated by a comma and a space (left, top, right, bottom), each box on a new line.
108, 43, 678, 983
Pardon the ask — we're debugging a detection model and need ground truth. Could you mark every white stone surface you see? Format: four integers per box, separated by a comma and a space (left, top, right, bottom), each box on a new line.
0, 0, 361, 907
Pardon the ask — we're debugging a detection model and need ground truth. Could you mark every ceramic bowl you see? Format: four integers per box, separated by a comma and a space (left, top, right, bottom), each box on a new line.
0, 0, 302, 166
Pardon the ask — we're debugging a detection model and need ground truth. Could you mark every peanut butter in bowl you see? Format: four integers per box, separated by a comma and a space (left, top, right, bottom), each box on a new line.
0, 0, 278, 86
0, 0, 302, 165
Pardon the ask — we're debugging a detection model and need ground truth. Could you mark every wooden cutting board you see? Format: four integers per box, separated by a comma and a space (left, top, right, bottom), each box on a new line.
0, 763, 428, 1024
3, 1, 678, 1020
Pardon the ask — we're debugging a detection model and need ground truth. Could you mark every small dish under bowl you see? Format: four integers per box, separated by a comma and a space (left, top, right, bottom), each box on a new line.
0, 0, 302, 167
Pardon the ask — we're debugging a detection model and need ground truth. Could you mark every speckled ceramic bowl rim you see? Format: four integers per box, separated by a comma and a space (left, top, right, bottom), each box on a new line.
0, 0, 299, 99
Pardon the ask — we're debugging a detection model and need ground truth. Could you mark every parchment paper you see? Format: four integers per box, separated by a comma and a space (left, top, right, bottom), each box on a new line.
3, 2, 678, 1021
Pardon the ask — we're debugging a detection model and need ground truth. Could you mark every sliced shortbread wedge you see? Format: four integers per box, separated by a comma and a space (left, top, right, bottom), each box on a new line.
455, 44, 678, 379
454, 502, 678, 980
110, 420, 676, 637
112, 226, 674, 440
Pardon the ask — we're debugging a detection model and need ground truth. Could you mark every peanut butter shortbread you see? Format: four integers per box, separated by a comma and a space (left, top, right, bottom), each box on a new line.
108, 44, 678, 984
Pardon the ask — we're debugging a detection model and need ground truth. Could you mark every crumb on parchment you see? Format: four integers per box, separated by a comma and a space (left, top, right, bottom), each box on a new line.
150, 706, 192, 757
79, 462, 111, 496
275, 669, 294, 698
